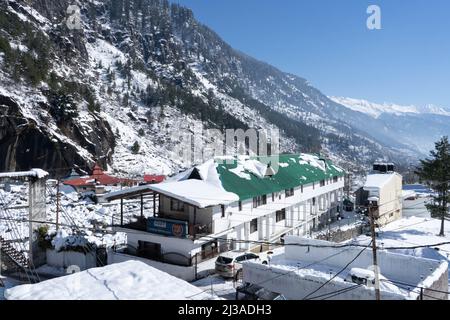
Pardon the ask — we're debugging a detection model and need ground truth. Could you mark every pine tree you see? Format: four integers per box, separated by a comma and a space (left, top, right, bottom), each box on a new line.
131, 141, 140, 154
416, 136, 450, 236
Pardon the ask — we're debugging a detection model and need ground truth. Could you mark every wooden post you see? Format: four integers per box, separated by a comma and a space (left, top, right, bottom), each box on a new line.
120, 198, 124, 227
140, 194, 144, 218
153, 192, 156, 216
193, 206, 197, 238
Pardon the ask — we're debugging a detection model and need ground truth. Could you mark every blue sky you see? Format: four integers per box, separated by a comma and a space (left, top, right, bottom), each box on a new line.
172, 0, 450, 107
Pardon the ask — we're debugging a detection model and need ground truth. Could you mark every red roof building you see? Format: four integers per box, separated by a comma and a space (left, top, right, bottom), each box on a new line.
64, 164, 137, 190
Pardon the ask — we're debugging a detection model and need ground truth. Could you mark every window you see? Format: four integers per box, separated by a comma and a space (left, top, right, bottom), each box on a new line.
276, 209, 286, 223
245, 253, 259, 260
238, 201, 242, 211
312, 197, 316, 206
170, 199, 184, 212
301, 185, 304, 193
262, 195, 267, 205
235, 255, 246, 263
221, 205, 225, 218
320, 180, 325, 187
272, 193, 275, 202
313, 182, 315, 190
333, 176, 338, 183
285, 188, 294, 198
250, 218, 258, 234
253, 196, 266, 208
253, 197, 259, 208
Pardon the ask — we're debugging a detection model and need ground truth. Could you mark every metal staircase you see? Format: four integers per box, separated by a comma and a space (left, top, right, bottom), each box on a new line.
0, 236, 29, 271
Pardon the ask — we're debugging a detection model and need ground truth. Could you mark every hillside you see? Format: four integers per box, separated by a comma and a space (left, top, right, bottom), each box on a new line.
331, 97, 450, 154
0, 0, 419, 178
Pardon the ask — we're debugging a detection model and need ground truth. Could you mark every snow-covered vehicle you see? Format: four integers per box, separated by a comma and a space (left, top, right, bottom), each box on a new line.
347, 268, 376, 287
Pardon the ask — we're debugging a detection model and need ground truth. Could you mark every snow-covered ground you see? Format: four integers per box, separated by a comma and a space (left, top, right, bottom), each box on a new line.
0, 182, 153, 255
0, 277, 23, 300
355, 216, 450, 263
192, 274, 237, 300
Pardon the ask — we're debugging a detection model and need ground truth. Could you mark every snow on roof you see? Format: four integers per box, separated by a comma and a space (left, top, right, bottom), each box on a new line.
349, 267, 375, 280
402, 190, 417, 199
0, 169, 49, 179
101, 184, 154, 201
5, 261, 214, 300
364, 173, 396, 189
149, 180, 239, 208
196, 159, 224, 188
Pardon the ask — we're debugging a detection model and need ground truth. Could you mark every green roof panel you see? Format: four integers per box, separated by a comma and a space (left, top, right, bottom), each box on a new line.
216, 154, 345, 201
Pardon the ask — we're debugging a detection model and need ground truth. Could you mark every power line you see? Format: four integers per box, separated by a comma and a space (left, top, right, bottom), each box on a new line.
302, 241, 373, 300
187, 246, 356, 300
314, 284, 362, 300
0, 192, 39, 283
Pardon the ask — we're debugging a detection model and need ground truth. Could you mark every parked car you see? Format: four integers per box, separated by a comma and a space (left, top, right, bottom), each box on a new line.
215, 251, 269, 278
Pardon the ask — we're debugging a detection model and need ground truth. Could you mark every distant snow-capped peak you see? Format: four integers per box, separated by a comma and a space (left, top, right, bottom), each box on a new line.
330, 96, 450, 118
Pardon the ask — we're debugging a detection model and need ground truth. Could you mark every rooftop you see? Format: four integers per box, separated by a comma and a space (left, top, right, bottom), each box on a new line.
364, 173, 399, 190
0, 169, 49, 179
172, 154, 345, 201
149, 179, 239, 208
4, 261, 215, 300
64, 164, 136, 187
244, 236, 448, 300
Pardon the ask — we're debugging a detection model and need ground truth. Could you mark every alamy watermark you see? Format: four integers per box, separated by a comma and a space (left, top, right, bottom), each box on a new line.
66, 5, 82, 30
171, 125, 281, 173
367, 5, 382, 30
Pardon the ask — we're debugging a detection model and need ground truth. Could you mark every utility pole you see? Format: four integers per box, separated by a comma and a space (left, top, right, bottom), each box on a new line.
56, 179, 60, 231
345, 174, 352, 198
368, 200, 381, 301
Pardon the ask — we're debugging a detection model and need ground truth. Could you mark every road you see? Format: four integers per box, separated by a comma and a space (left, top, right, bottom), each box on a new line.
402, 197, 431, 218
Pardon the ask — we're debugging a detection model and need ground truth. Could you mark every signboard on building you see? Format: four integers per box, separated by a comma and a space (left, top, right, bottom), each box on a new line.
147, 217, 189, 238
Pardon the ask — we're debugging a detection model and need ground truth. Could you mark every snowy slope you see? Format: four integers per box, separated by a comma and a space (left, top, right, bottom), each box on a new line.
330, 97, 450, 154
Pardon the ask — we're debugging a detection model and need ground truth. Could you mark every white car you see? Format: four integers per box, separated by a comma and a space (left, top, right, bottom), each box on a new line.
215, 251, 272, 278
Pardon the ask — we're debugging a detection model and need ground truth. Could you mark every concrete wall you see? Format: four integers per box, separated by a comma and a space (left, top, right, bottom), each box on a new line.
108, 251, 196, 282
114, 227, 201, 264
46, 249, 96, 271
29, 177, 47, 267
243, 262, 404, 300
284, 237, 445, 287
315, 224, 366, 243
422, 266, 448, 300
369, 173, 403, 227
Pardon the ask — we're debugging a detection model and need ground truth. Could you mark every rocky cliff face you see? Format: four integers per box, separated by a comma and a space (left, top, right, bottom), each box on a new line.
0, 0, 418, 177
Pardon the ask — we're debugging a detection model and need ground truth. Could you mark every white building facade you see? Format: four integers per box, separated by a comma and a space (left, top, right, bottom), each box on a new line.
110, 154, 345, 277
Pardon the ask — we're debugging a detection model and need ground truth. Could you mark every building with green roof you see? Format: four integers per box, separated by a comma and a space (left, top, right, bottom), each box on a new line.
111, 154, 346, 271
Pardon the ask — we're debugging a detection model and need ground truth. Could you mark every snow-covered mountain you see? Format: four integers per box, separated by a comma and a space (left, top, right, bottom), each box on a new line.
331, 97, 450, 154
0, 0, 419, 178
331, 97, 450, 119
